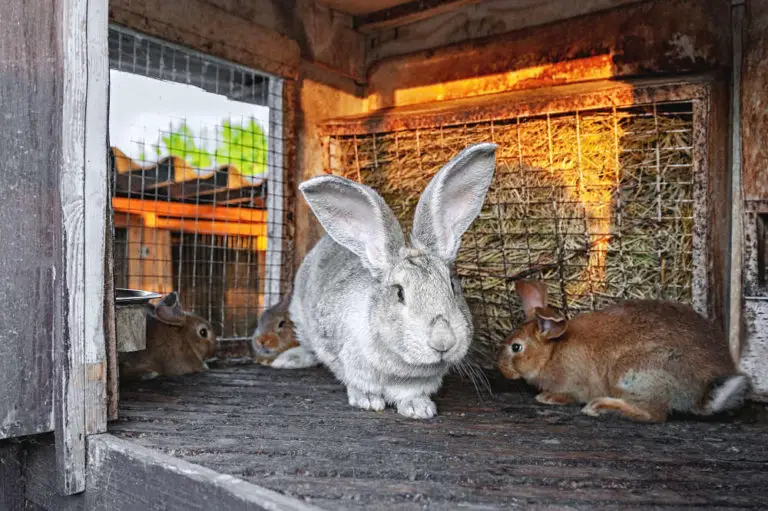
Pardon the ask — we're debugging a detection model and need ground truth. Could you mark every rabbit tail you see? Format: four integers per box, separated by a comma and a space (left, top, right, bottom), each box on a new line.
704, 374, 750, 414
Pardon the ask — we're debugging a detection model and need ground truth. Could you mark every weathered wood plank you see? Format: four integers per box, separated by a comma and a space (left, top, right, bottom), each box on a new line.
55, 0, 89, 493
84, 0, 110, 438
319, 76, 711, 135
742, 0, 768, 201
109, 0, 301, 79
0, 442, 25, 510
56, 0, 110, 494
115, 305, 147, 352
25, 435, 322, 511
0, 0, 57, 442
729, 2, 746, 365
365, 0, 730, 109
111, 365, 768, 509
354, 0, 480, 33
105, 169, 119, 422
365, 0, 654, 65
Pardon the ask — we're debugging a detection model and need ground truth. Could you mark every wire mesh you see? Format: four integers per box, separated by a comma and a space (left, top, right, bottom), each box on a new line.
108, 26, 291, 339
330, 102, 701, 357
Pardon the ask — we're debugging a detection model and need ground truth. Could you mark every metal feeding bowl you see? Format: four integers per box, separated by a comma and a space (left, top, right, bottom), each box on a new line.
115, 288, 163, 306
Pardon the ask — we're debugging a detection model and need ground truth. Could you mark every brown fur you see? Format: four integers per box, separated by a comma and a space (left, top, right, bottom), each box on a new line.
498, 280, 746, 423
250, 296, 299, 365
119, 292, 217, 382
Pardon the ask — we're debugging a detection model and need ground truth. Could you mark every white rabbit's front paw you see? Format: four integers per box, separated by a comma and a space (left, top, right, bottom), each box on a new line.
348, 387, 386, 412
396, 397, 437, 419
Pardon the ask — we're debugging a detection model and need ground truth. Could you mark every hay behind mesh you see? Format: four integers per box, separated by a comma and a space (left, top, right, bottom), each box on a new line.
332, 105, 695, 366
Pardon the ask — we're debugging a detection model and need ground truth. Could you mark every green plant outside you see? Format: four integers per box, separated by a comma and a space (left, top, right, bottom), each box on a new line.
159, 119, 267, 177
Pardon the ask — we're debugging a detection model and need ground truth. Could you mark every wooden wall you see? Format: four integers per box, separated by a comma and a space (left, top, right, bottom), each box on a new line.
738, 0, 768, 398
0, 0, 60, 441
355, 0, 733, 329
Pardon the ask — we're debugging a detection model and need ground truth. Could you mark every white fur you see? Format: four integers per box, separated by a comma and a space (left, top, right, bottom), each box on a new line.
709, 374, 749, 413
270, 346, 320, 369
284, 143, 497, 419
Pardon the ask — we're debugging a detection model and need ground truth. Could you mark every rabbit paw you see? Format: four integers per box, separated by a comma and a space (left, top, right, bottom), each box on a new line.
348, 388, 386, 412
270, 346, 319, 369
396, 397, 437, 419
535, 392, 573, 405
582, 397, 665, 422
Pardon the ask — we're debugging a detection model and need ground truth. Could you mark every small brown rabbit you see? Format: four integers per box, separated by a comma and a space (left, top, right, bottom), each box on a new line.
250, 295, 299, 365
498, 280, 749, 422
119, 292, 217, 381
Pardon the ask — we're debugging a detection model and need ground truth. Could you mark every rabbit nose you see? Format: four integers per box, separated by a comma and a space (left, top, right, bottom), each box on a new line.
428, 316, 456, 354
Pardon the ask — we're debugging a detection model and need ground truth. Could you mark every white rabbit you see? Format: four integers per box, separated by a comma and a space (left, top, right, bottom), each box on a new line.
271, 143, 497, 419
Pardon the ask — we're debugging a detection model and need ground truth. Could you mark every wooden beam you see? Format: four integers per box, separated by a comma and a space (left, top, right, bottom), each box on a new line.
728, 2, 745, 366
55, 0, 109, 495
25, 434, 322, 511
109, 0, 301, 80
318, 76, 713, 136
364, 0, 649, 66
355, 0, 480, 33
111, 197, 268, 223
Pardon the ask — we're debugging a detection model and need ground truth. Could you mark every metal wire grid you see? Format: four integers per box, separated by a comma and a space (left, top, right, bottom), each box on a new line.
108, 25, 290, 339
330, 101, 704, 347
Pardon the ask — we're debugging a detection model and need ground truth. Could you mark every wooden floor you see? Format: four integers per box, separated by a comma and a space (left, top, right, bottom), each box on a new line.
111, 364, 768, 510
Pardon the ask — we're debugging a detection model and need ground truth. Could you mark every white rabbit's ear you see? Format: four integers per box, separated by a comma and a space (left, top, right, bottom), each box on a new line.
411, 143, 496, 261
300, 175, 405, 275
154, 292, 185, 326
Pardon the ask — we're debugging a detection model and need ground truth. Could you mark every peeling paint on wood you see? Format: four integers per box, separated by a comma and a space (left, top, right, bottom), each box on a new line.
741, 0, 768, 201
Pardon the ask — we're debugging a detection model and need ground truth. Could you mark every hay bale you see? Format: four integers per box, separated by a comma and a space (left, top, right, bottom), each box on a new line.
331, 104, 695, 366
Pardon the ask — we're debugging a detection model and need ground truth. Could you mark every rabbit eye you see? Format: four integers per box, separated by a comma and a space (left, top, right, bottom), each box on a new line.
511, 343, 523, 353
394, 284, 405, 304
277, 320, 286, 329
198, 327, 208, 339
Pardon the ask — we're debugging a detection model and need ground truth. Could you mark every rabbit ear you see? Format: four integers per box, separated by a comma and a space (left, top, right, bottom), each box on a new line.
411, 143, 497, 261
515, 280, 548, 320
534, 306, 567, 340
300, 175, 405, 275
154, 292, 185, 326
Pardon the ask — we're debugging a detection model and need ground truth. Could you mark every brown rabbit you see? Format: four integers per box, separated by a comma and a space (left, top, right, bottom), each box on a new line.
250, 295, 299, 365
119, 292, 217, 381
498, 280, 749, 422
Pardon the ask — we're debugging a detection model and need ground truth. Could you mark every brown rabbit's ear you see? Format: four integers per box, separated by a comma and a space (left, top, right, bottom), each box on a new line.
154, 292, 185, 326
515, 280, 548, 320
534, 306, 567, 340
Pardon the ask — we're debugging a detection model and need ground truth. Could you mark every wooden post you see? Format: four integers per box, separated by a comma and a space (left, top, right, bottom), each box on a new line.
263, 77, 285, 309
55, 0, 109, 495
